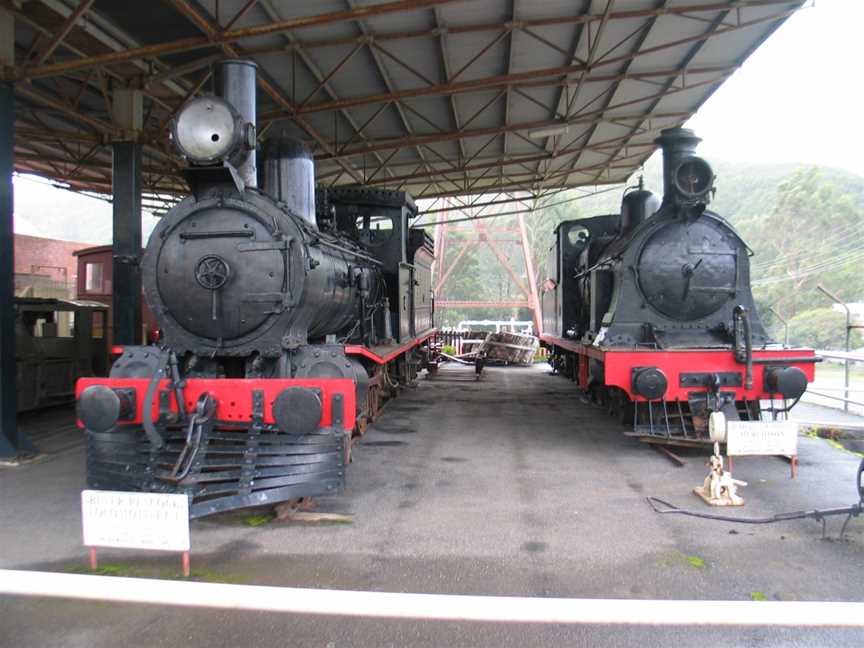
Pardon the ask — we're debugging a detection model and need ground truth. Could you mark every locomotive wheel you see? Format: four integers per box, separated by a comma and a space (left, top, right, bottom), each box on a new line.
610, 388, 635, 426
345, 432, 356, 464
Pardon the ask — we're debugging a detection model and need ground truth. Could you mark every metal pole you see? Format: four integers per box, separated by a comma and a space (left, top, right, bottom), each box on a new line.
817, 285, 851, 413
214, 59, 258, 190
516, 211, 542, 335
112, 141, 142, 345
768, 306, 788, 347
0, 81, 35, 458
846, 311, 852, 413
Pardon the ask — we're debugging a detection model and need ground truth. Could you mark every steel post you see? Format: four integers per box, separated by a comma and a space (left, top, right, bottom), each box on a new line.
818, 285, 852, 413
845, 311, 851, 413
0, 81, 35, 457
517, 212, 542, 335
112, 141, 142, 345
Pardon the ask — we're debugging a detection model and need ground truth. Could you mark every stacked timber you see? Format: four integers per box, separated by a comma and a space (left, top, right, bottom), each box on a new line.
476, 331, 538, 365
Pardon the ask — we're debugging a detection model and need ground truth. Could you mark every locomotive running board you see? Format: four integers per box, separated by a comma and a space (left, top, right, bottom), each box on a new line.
345, 330, 435, 364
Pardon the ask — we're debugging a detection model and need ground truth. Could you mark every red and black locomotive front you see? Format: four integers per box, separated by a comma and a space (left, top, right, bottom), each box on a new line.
541, 127, 816, 441
76, 60, 405, 517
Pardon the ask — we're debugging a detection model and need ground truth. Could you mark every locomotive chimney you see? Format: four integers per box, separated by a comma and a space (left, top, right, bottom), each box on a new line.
260, 136, 317, 229
654, 127, 702, 204
214, 59, 258, 189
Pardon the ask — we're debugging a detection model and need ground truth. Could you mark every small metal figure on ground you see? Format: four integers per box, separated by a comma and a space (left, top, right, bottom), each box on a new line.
694, 442, 747, 506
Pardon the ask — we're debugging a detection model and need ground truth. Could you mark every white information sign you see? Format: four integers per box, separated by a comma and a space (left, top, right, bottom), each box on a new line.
81, 490, 190, 552
726, 420, 798, 457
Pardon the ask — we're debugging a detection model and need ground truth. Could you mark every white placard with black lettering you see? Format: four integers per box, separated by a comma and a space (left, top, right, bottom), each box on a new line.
81, 490, 190, 552
726, 420, 798, 457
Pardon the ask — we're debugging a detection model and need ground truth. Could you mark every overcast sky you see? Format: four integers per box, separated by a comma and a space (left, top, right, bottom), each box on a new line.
687, 0, 863, 175
13, 0, 863, 243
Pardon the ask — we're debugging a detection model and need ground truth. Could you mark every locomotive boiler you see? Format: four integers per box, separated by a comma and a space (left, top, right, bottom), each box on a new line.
541, 127, 817, 442
76, 60, 435, 517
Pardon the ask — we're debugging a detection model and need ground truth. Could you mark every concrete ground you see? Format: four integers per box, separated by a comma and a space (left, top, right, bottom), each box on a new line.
1, 363, 863, 647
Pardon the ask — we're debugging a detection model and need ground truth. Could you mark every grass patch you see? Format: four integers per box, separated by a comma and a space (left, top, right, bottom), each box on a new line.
750, 591, 768, 601
804, 427, 864, 457
64, 561, 239, 582
242, 513, 275, 527
657, 550, 708, 570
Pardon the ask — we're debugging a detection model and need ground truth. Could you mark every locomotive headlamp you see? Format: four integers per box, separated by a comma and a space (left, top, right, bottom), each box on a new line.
171, 95, 253, 165
764, 366, 808, 400
672, 156, 714, 202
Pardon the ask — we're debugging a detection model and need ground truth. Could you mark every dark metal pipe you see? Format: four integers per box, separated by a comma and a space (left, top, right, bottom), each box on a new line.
261, 137, 316, 228
654, 127, 702, 205
214, 59, 257, 189
750, 357, 821, 365
112, 141, 143, 345
0, 82, 33, 457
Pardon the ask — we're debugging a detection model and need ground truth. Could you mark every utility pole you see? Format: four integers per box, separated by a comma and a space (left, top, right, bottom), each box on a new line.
768, 306, 789, 347
818, 285, 852, 413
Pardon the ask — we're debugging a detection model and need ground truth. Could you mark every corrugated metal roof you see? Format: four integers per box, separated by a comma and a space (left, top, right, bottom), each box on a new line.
5, 0, 804, 210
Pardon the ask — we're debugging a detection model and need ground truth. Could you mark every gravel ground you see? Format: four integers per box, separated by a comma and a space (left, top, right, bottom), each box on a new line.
1, 363, 862, 647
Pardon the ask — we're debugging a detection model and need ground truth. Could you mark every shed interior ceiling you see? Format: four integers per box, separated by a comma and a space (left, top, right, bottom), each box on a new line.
3, 0, 804, 211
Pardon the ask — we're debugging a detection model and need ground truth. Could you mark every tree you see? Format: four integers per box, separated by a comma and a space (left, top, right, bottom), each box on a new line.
785, 307, 862, 350
748, 168, 864, 319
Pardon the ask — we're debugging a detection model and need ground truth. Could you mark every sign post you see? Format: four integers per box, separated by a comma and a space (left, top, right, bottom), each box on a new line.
725, 420, 799, 478
81, 490, 191, 577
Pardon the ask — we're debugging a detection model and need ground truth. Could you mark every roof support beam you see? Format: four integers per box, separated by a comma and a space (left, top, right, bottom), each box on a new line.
35, 0, 95, 65
341, 1, 440, 190
358, 150, 645, 188
255, 0, 396, 183
272, 63, 737, 118
433, 7, 466, 166
312, 77, 723, 160
253, 6, 795, 122
587, 4, 731, 184
552, 0, 657, 185
9, 0, 463, 80
165, 0, 365, 184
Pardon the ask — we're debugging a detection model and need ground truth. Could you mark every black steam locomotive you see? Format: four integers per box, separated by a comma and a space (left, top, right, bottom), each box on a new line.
76, 60, 434, 517
541, 127, 816, 442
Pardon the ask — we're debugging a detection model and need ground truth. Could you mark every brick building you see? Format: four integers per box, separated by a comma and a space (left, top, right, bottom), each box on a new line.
13, 234, 87, 298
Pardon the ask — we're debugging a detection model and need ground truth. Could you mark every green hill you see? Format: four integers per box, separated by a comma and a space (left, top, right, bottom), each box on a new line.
435, 159, 864, 349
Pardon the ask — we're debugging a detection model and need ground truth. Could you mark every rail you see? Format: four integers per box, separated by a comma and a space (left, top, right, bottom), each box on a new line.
1, 570, 863, 627
807, 350, 864, 413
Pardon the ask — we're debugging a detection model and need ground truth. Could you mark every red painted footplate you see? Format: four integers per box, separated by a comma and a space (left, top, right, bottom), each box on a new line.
75, 377, 357, 432
541, 334, 817, 402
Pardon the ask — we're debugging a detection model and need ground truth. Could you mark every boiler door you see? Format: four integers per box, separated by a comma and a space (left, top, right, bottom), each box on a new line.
636, 219, 737, 321
156, 205, 285, 341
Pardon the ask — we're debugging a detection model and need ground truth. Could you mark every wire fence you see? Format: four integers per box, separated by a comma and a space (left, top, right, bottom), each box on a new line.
804, 351, 864, 416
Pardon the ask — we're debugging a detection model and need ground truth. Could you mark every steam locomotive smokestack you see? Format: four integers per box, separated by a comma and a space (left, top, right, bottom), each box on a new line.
214, 59, 257, 189
655, 127, 701, 204
261, 137, 317, 229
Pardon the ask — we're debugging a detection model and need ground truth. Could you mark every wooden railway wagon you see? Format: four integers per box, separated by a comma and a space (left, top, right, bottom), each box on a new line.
16, 297, 109, 412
